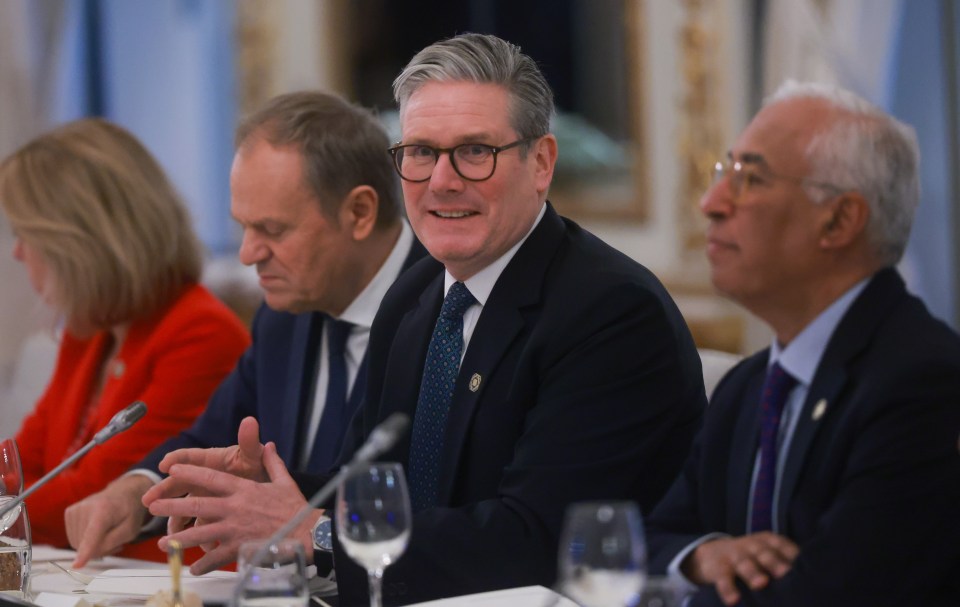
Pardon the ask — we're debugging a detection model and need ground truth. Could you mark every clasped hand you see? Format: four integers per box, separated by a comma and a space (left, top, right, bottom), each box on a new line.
682, 532, 800, 605
143, 417, 312, 574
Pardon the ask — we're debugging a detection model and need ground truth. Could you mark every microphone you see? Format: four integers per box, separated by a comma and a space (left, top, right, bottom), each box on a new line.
234, 413, 410, 595
93, 400, 147, 444
0, 401, 148, 521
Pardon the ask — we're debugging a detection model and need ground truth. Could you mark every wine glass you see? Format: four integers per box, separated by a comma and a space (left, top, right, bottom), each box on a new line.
558, 501, 647, 607
235, 539, 309, 607
336, 463, 411, 607
0, 439, 32, 599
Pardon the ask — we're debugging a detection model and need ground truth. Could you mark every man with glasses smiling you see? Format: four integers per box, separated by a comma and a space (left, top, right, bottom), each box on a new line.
148, 32, 706, 605
646, 81, 960, 606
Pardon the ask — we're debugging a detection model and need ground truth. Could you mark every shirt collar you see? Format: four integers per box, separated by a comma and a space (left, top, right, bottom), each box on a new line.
338, 221, 414, 329
769, 277, 870, 386
443, 203, 547, 303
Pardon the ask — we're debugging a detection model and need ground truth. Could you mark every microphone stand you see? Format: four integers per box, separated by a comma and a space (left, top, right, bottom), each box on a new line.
0, 400, 147, 521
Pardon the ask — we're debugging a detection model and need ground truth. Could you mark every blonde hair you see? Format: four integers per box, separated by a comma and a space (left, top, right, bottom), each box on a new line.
0, 118, 202, 334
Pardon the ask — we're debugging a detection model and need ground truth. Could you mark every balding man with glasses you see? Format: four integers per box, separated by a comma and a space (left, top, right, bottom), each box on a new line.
150, 33, 706, 605
646, 81, 960, 607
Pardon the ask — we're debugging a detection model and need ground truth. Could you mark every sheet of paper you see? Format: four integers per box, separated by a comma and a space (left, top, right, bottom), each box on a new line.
31, 547, 79, 563
84, 569, 236, 604
403, 585, 576, 607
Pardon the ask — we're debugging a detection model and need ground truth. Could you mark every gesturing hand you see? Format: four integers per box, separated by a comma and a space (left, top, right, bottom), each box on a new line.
158, 416, 268, 481
144, 441, 312, 574
682, 532, 800, 605
158, 416, 268, 541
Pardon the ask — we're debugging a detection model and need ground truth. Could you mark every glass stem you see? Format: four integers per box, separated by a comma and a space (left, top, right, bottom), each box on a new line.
367, 568, 384, 607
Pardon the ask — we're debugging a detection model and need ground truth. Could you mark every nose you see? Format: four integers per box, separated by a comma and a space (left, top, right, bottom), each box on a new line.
238, 230, 269, 266
699, 179, 735, 220
12, 237, 23, 261
428, 152, 466, 194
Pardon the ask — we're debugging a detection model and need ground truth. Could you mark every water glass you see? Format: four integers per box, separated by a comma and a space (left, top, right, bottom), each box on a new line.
637, 576, 685, 607
234, 539, 308, 607
558, 501, 647, 607
0, 439, 31, 600
336, 463, 411, 607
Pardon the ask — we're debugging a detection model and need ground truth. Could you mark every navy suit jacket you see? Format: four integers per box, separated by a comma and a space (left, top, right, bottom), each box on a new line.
139, 239, 427, 474
646, 268, 960, 607
318, 205, 706, 605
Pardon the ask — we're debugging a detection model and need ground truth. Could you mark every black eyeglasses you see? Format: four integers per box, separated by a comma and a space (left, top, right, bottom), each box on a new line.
387, 138, 533, 183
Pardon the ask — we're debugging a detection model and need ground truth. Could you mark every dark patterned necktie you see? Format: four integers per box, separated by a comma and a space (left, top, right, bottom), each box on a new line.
750, 362, 798, 532
307, 317, 354, 473
408, 281, 476, 511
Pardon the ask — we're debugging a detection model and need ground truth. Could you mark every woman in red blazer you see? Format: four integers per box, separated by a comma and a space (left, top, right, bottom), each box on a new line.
0, 119, 250, 560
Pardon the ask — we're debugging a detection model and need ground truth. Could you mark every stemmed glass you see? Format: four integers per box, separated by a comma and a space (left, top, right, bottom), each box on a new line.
0, 439, 32, 599
558, 501, 647, 607
336, 463, 411, 607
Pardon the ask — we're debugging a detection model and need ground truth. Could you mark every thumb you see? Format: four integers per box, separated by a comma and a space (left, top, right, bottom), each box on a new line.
237, 416, 264, 461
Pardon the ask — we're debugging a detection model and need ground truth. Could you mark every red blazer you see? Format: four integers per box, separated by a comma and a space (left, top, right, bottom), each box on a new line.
15, 283, 250, 559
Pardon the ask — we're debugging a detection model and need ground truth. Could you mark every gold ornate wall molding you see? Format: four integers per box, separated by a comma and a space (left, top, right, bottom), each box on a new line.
236, 0, 279, 116
676, 0, 727, 259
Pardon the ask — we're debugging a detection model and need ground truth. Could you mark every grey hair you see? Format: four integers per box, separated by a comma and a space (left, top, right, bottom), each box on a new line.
765, 79, 920, 266
393, 33, 554, 143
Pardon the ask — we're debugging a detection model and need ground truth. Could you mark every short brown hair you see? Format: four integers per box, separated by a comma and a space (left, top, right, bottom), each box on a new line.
235, 91, 401, 229
0, 118, 203, 333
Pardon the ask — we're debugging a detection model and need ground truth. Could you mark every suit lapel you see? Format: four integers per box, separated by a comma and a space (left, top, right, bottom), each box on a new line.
435, 205, 566, 505
775, 268, 907, 532
725, 365, 765, 535
775, 366, 845, 531
280, 312, 323, 467
386, 275, 444, 454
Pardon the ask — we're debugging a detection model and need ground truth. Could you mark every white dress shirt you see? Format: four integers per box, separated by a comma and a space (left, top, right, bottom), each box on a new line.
442, 203, 547, 358
298, 222, 415, 467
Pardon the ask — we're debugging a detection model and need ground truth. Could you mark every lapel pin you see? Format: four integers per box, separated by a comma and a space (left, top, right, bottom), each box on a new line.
812, 398, 827, 421
469, 373, 482, 392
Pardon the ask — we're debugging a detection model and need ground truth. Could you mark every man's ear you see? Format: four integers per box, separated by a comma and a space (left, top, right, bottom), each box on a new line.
819, 191, 869, 249
532, 134, 558, 195
339, 185, 379, 240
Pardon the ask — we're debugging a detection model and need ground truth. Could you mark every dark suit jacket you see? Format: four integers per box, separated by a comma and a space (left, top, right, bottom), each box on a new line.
321, 205, 706, 605
139, 239, 427, 474
646, 268, 960, 607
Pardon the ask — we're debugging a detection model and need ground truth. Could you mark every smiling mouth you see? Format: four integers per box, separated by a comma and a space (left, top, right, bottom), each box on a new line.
431, 210, 476, 218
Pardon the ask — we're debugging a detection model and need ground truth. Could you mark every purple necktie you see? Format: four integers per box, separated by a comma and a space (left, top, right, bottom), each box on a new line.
750, 362, 798, 533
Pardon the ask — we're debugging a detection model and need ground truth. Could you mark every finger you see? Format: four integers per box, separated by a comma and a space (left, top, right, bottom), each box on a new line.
73, 516, 130, 569
734, 556, 770, 590
237, 417, 264, 461
148, 464, 247, 503
715, 575, 742, 606
149, 493, 229, 522
189, 544, 238, 575
167, 514, 194, 535
158, 447, 215, 474
158, 518, 234, 553
262, 442, 296, 486
765, 534, 800, 562
754, 546, 793, 578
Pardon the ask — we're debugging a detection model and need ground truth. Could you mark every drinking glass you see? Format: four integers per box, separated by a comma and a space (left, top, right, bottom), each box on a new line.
235, 539, 308, 607
636, 575, 685, 607
558, 501, 647, 607
0, 439, 31, 600
336, 463, 411, 607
